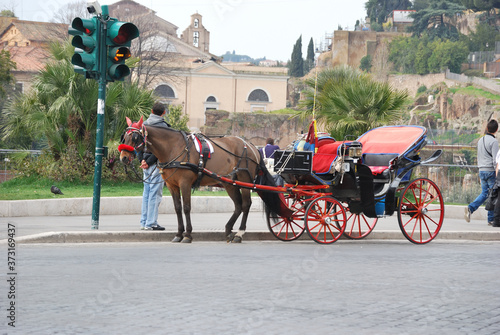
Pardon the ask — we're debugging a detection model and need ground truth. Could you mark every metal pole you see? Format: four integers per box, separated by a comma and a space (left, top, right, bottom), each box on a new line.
91, 15, 108, 230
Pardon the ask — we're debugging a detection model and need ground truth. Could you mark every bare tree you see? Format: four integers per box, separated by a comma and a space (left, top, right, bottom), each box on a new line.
110, 7, 182, 89
51, 0, 90, 24
1, 1, 17, 16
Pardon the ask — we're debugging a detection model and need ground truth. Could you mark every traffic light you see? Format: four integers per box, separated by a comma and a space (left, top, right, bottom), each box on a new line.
105, 19, 139, 82
69, 17, 99, 78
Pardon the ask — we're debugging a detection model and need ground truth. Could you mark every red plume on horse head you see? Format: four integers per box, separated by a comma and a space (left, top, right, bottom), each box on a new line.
118, 115, 144, 153
126, 115, 143, 129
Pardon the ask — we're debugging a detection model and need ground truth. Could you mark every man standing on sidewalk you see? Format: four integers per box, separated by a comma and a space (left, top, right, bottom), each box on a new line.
138, 102, 171, 231
465, 119, 499, 225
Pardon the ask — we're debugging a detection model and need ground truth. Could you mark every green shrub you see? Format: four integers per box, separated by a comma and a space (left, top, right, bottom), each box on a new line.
13, 146, 130, 183
417, 85, 427, 94
359, 55, 373, 72
462, 69, 484, 78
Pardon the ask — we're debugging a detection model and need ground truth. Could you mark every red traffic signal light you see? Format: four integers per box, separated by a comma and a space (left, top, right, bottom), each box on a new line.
106, 19, 139, 82
71, 18, 95, 36
69, 17, 99, 77
107, 21, 139, 46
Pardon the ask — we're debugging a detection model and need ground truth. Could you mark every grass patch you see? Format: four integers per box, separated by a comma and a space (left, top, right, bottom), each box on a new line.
449, 86, 500, 101
0, 176, 231, 200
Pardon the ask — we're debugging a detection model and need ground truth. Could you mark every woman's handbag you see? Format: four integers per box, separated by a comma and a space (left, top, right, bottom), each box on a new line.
485, 186, 498, 211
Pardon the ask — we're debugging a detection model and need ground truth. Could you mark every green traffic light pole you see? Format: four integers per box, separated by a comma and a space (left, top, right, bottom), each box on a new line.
91, 6, 110, 230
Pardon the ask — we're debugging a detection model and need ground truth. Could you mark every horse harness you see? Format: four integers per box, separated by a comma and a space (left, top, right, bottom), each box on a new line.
122, 125, 257, 188
158, 133, 256, 187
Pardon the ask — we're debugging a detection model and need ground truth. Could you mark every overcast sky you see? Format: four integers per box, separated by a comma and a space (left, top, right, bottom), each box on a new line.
8, 0, 367, 61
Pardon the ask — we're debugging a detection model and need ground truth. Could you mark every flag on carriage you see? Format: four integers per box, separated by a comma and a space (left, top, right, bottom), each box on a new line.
305, 119, 319, 153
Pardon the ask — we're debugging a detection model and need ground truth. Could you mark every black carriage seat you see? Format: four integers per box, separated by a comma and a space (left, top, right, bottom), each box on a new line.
361, 153, 397, 181
360, 153, 396, 195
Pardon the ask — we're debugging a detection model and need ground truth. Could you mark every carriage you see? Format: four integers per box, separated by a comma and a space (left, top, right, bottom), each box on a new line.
119, 118, 444, 244
266, 125, 444, 244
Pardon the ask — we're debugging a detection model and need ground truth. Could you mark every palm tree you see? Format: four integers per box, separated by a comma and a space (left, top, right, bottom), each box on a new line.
1, 39, 154, 159
300, 66, 408, 140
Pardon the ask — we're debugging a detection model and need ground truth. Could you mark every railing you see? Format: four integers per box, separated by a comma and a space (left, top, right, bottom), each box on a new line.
417, 163, 481, 205
0, 149, 484, 205
0, 149, 42, 182
446, 69, 500, 94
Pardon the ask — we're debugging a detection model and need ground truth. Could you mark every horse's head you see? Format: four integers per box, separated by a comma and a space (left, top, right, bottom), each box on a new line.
118, 116, 145, 165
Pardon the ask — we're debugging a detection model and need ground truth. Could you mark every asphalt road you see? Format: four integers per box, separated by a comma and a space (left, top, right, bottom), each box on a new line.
1, 241, 499, 335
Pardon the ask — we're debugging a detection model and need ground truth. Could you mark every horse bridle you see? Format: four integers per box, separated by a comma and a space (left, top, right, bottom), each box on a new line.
119, 124, 262, 185
118, 125, 146, 155
119, 125, 165, 184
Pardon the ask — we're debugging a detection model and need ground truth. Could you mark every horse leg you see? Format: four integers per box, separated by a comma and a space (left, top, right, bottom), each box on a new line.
169, 185, 184, 243
180, 183, 193, 243
232, 188, 252, 243
223, 185, 243, 242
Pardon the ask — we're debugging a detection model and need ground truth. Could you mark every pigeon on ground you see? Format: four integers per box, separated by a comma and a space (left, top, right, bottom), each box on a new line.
51, 185, 63, 195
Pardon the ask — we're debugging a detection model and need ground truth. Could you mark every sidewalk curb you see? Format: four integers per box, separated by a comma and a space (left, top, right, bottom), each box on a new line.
2, 230, 499, 244
0, 198, 488, 220
0, 196, 263, 217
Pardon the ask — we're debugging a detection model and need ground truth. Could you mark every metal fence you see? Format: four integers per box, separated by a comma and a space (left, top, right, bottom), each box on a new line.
0, 149, 42, 182
446, 69, 500, 93
0, 149, 484, 205
416, 163, 481, 205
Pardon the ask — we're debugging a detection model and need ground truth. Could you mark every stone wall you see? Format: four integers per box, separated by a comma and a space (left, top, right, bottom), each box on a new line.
385, 73, 456, 97
330, 30, 408, 69
201, 110, 311, 148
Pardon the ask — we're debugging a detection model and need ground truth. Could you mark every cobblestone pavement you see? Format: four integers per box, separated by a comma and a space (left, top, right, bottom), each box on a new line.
1, 241, 500, 335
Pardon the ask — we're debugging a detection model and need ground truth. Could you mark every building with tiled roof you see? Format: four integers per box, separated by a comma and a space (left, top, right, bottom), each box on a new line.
0, 0, 288, 131
0, 18, 67, 93
108, 0, 219, 62
107, 0, 178, 36
0, 19, 67, 47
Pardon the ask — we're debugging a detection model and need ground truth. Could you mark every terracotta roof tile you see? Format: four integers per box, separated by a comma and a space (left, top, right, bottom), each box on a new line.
9, 20, 68, 43
6, 46, 50, 72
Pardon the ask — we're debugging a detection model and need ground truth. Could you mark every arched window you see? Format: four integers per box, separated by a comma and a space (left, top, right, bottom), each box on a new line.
248, 89, 269, 102
204, 95, 219, 111
154, 84, 175, 98
194, 19, 199, 28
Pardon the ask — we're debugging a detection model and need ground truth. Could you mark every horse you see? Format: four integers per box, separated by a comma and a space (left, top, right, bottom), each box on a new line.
118, 116, 290, 243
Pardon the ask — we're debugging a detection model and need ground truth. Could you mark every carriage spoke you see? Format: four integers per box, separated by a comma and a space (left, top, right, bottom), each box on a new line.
266, 194, 307, 241
398, 178, 444, 244
305, 196, 346, 244
344, 210, 378, 239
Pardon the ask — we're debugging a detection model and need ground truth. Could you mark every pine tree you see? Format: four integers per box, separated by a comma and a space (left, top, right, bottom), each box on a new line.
289, 35, 304, 77
304, 37, 315, 74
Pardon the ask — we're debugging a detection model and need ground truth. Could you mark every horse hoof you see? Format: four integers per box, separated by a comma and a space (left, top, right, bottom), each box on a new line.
181, 236, 192, 243
231, 236, 243, 243
226, 232, 236, 243
172, 236, 183, 243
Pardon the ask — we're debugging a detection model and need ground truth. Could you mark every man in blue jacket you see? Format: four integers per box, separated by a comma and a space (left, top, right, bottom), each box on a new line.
465, 119, 499, 225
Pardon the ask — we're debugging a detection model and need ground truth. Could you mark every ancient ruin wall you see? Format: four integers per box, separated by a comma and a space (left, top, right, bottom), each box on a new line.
201, 111, 311, 148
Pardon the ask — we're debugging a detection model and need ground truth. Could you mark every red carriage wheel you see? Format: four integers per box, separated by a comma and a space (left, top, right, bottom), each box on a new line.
266, 193, 307, 241
397, 178, 444, 244
343, 210, 378, 239
305, 196, 346, 244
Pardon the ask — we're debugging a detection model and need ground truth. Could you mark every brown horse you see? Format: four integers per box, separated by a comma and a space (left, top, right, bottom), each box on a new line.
119, 116, 289, 243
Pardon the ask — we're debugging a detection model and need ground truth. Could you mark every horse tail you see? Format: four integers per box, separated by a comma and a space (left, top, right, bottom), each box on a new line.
256, 155, 294, 219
